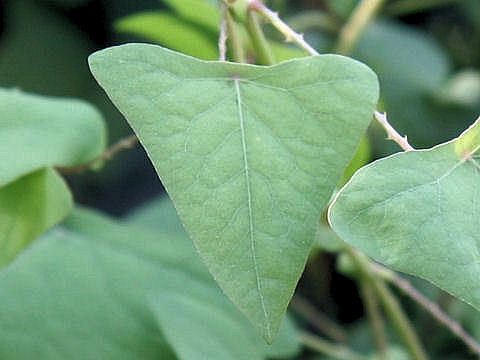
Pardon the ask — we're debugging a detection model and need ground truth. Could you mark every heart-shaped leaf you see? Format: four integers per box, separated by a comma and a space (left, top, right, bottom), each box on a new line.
89, 43, 379, 341
329, 117, 480, 311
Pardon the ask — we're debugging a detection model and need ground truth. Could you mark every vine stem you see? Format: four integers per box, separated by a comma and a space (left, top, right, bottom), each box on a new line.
370, 262, 480, 357
246, 6, 275, 65
290, 295, 348, 343
57, 134, 139, 174
358, 279, 388, 359
218, 1, 228, 61
247, 0, 319, 56
374, 111, 415, 151
334, 0, 387, 55
299, 331, 368, 360
346, 247, 429, 360
226, 6, 246, 63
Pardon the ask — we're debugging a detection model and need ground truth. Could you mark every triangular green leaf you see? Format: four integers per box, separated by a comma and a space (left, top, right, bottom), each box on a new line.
0, 168, 71, 267
89, 43, 379, 341
329, 117, 480, 311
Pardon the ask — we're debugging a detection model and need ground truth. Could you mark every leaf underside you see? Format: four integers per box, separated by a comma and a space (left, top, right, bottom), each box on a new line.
89, 43, 379, 341
329, 117, 480, 311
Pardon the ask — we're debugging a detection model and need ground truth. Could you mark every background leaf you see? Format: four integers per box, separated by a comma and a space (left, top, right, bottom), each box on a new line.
89, 43, 379, 340
329, 118, 480, 311
161, 0, 220, 31
0, 87, 106, 266
0, 168, 71, 267
129, 196, 300, 360
115, 11, 219, 60
0, 202, 299, 359
0, 87, 106, 187
0, 0, 94, 97
354, 21, 477, 154
115, 7, 306, 63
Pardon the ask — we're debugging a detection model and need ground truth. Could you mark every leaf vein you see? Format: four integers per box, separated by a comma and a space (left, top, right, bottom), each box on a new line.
234, 78, 271, 339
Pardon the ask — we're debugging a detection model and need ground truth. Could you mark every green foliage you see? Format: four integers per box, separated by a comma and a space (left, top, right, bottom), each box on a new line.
0, 201, 299, 359
0, 0, 94, 96
115, 12, 219, 60
436, 70, 480, 107
0, 169, 71, 267
0, 88, 106, 186
89, 43, 379, 340
354, 21, 477, 153
115, 3, 306, 63
339, 135, 372, 187
326, 0, 359, 19
329, 118, 480, 312
161, 0, 221, 31
0, 87, 105, 266
114, 0, 220, 60
2, 0, 480, 358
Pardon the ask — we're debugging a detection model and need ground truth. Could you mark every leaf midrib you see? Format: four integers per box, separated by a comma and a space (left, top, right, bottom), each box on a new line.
234, 78, 271, 339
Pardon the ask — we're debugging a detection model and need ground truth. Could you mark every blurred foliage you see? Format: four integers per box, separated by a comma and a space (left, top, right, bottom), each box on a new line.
0, 200, 300, 359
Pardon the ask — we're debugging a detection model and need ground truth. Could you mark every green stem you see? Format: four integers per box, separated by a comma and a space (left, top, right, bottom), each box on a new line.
334, 0, 387, 55
291, 295, 348, 343
346, 247, 429, 360
375, 265, 480, 357
226, 8, 246, 63
384, 0, 462, 17
375, 280, 429, 360
57, 134, 138, 174
300, 331, 368, 360
219, 1, 228, 61
246, 8, 275, 65
248, 0, 319, 55
358, 279, 388, 359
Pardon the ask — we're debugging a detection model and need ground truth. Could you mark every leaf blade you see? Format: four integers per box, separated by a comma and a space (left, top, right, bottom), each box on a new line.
0, 88, 106, 187
0, 168, 72, 267
89, 43, 379, 340
329, 117, 480, 310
